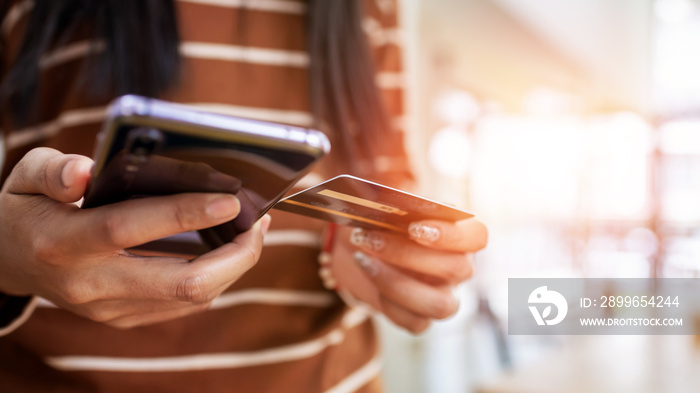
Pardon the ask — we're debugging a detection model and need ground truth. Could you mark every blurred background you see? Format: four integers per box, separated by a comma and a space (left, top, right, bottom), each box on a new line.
378, 0, 700, 392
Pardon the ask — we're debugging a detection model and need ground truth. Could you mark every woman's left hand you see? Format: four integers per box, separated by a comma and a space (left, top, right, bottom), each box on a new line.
329, 219, 488, 333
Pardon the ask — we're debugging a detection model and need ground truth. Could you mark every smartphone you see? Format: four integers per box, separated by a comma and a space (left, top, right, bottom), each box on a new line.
82, 95, 330, 249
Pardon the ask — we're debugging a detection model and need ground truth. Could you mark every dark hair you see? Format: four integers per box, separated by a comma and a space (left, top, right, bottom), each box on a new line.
307, 0, 394, 171
0, 0, 395, 175
0, 0, 180, 125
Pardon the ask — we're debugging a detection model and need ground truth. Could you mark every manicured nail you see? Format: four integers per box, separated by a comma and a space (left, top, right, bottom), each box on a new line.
319, 267, 333, 280
408, 222, 440, 243
350, 228, 386, 251
318, 266, 337, 289
353, 251, 379, 276
206, 195, 240, 219
322, 277, 337, 290
318, 252, 332, 265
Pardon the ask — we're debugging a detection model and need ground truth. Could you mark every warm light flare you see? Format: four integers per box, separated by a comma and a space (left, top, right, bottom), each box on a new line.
428, 126, 471, 178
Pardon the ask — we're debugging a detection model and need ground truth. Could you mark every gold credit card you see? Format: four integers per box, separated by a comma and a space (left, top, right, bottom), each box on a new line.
274, 175, 474, 233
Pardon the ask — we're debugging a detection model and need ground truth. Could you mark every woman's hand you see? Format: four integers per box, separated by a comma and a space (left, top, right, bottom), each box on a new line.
0, 148, 269, 329
330, 219, 487, 333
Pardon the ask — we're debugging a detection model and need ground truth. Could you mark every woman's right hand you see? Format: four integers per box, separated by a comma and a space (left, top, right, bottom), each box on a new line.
0, 147, 269, 329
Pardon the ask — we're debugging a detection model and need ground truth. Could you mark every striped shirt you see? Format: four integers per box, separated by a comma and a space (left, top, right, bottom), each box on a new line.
0, 0, 410, 392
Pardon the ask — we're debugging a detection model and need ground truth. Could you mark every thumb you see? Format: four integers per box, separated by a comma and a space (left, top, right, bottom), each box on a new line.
5, 147, 93, 203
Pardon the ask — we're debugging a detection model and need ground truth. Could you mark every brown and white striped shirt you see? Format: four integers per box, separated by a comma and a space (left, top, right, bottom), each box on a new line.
0, 0, 410, 392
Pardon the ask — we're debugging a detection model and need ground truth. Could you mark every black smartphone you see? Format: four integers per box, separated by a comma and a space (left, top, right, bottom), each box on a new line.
82, 95, 330, 249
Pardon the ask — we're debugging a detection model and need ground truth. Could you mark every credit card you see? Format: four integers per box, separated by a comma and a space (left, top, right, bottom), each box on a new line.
273, 175, 474, 233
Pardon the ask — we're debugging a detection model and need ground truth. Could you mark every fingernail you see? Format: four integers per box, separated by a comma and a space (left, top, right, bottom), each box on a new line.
318, 251, 332, 265
208, 172, 242, 193
61, 160, 78, 189
318, 267, 337, 289
206, 195, 240, 219
350, 228, 386, 251
408, 222, 440, 243
353, 251, 379, 276
261, 215, 272, 235
62, 159, 91, 189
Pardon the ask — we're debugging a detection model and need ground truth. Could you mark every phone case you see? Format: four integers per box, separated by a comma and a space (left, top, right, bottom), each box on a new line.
82, 95, 330, 249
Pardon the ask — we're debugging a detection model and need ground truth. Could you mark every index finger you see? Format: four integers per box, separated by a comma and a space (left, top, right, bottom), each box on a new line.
60, 192, 241, 253
408, 218, 488, 252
